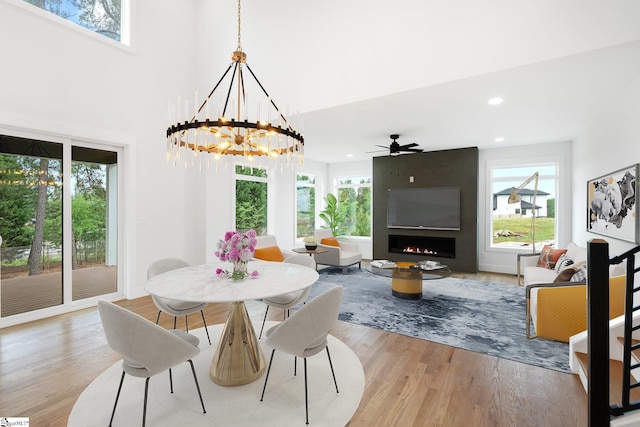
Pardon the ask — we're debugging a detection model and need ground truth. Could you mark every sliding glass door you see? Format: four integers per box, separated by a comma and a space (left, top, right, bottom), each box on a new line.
0, 135, 120, 319
71, 146, 118, 301
0, 137, 63, 316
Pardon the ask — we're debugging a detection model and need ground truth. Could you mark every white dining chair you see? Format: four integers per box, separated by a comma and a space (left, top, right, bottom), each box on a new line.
260, 285, 344, 425
147, 258, 211, 345
98, 300, 206, 427
258, 254, 315, 339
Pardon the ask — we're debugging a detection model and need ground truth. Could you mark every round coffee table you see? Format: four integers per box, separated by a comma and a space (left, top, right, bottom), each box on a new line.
367, 261, 451, 300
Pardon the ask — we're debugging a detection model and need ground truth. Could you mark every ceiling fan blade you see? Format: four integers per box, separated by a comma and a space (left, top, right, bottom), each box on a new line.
375, 145, 389, 149
366, 149, 389, 153
402, 148, 423, 152
399, 143, 418, 149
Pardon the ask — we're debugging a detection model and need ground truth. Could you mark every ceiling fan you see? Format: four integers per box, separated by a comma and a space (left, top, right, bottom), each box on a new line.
369, 134, 424, 155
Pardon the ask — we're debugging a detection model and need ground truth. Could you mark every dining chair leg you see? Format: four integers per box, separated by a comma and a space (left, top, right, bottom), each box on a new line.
304, 357, 309, 425
108, 371, 126, 427
200, 310, 212, 345
169, 368, 173, 393
260, 349, 276, 401
173, 316, 177, 329
143, 377, 150, 427
259, 306, 269, 339
185, 315, 189, 332
326, 346, 339, 393
155, 311, 161, 325
188, 360, 206, 414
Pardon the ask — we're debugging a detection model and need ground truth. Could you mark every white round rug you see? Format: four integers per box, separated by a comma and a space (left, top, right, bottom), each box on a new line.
69, 322, 364, 426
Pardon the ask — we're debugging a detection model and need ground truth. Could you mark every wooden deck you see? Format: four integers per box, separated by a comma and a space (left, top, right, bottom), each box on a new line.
1, 266, 117, 317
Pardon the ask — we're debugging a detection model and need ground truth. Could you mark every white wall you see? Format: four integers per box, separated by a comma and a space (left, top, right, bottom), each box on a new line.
572, 74, 640, 259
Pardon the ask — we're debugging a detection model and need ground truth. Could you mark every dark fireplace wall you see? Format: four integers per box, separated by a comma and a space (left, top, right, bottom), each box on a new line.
373, 147, 478, 272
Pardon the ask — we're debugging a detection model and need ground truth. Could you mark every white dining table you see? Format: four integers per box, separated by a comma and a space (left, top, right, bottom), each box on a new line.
145, 260, 319, 386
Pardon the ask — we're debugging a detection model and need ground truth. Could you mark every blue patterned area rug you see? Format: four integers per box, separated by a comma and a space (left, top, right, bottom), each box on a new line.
309, 267, 570, 373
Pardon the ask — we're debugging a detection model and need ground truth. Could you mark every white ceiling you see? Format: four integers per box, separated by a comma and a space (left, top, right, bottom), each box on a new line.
204, 0, 640, 164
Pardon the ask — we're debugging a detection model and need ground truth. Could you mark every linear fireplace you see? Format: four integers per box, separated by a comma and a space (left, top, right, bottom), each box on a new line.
388, 235, 455, 259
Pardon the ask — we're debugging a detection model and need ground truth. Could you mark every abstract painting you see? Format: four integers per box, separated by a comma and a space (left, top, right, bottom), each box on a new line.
587, 164, 638, 243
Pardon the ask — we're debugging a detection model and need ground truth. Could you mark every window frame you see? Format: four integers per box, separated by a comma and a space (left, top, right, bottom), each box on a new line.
233, 163, 269, 235
335, 175, 372, 237
295, 173, 316, 239
489, 162, 559, 252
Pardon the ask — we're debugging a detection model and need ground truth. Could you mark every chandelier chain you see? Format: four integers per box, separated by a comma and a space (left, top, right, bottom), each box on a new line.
237, 0, 242, 52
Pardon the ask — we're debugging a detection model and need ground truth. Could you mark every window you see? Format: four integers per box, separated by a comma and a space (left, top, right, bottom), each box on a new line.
296, 174, 315, 238
491, 163, 557, 249
336, 177, 371, 237
234, 165, 267, 235
19, 0, 126, 43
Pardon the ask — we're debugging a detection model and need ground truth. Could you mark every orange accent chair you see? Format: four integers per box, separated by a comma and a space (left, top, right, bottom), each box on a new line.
526, 274, 627, 342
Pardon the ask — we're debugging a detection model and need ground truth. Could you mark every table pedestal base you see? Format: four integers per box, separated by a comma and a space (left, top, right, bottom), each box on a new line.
210, 301, 266, 386
391, 268, 423, 300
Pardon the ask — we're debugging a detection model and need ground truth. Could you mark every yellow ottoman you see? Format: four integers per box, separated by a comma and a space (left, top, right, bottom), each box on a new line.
391, 265, 422, 300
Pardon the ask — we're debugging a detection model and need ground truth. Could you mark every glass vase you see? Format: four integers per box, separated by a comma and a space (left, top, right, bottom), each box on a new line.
231, 260, 248, 281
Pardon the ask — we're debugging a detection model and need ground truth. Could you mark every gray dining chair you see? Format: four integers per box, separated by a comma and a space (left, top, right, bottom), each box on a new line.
147, 258, 211, 345
260, 285, 344, 425
98, 300, 206, 427
258, 254, 315, 339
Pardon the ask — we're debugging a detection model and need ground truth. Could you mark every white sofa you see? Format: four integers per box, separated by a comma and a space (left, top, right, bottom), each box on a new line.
521, 242, 587, 286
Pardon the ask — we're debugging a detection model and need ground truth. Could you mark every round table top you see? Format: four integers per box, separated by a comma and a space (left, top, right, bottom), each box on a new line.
367, 265, 451, 280
145, 260, 319, 303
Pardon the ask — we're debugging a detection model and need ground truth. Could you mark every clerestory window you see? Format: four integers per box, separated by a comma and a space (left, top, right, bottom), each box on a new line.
15, 0, 128, 44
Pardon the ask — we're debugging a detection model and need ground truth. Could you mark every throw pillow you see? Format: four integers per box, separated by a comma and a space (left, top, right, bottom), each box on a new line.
554, 254, 574, 273
254, 246, 285, 262
554, 266, 577, 282
537, 245, 567, 269
321, 237, 340, 247
570, 264, 588, 282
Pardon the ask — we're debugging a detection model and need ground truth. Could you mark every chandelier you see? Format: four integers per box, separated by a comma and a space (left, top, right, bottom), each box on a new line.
165, 0, 304, 169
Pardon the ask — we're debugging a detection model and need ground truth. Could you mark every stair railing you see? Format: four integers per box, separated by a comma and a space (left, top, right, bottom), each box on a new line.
587, 239, 640, 426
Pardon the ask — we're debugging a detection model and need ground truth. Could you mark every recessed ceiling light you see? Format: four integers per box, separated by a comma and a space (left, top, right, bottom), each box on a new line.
494, 137, 504, 142
346, 154, 353, 158
488, 97, 504, 106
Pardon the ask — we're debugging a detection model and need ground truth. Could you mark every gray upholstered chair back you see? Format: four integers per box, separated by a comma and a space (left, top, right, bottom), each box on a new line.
98, 300, 200, 377
284, 254, 316, 269
147, 258, 189, 279
265, 285, 344, 358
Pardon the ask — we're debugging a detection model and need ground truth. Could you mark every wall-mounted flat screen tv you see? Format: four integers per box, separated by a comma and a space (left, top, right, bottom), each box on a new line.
387, 187, 461, 230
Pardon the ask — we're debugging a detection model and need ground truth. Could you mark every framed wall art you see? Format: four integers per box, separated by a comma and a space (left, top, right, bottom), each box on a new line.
587, 163, 639, 243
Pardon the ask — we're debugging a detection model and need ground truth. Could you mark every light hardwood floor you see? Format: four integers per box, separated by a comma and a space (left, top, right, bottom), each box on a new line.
0, 271, 587, 426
